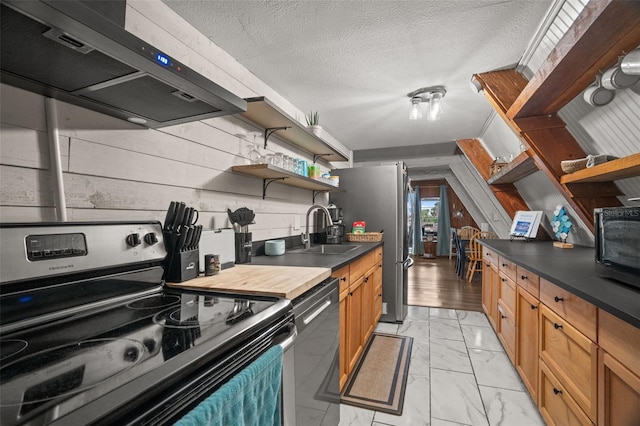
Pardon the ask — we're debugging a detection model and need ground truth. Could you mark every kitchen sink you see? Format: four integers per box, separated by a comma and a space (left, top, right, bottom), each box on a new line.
288, 244, 360, 254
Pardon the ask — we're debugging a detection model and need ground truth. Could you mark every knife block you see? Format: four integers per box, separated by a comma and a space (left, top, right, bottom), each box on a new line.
163, 231, 199, 283
165, 249, 199, 283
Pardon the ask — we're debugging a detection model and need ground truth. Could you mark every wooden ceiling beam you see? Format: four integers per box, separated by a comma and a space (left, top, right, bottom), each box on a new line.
508, 0, 640, 119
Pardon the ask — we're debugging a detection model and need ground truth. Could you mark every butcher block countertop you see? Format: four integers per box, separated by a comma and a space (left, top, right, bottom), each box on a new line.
166, 264, 331, 300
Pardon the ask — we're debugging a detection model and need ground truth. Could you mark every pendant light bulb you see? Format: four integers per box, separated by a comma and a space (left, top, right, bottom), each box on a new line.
428, 92, 443, 121
409, 97, 422, 120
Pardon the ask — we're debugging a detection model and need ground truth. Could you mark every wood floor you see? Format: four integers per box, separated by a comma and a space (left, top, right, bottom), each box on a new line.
407, 255, 483, 312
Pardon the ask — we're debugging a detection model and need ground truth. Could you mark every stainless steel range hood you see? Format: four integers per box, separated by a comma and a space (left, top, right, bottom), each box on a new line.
1, 0, 246, 127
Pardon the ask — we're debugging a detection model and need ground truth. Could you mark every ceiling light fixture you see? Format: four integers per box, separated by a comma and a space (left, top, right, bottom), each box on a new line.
407, 86, 446, 121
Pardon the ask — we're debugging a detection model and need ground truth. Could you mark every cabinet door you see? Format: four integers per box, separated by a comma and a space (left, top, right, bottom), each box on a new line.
539, 304, 597, 422
373, 259, 383, 323
482, 259, 492, 318
598, 349, 640, 426
348, 276, 364, 372
489, 263, 500, 329
361, 267, 374, 342
339, 288, 349, 390
516, 286, 539, 401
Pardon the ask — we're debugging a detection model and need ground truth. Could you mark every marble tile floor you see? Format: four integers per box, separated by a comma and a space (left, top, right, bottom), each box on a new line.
339, 306, 546, 426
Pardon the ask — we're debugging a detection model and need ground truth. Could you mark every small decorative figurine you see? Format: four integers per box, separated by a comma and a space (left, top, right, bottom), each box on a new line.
551, 204, 574, 248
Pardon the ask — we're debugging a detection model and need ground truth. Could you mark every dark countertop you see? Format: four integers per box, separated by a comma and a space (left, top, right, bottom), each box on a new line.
249, 242, 383, 271
479, 239, 640, 329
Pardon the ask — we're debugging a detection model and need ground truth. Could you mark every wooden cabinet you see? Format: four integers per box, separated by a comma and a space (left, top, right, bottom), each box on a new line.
361, 267, 375, 343
347, 275, 364, 372
497, 271, 517, 363
339, 285, 349, 389
598, 310, 640, 426
482, 255, 500, 329
336, 247, 383, 391
516, 286, 539, 401
540, 278, 597, 342
539, 360, 594, 426
479, 245, 640, 426
539, 304, 597, 422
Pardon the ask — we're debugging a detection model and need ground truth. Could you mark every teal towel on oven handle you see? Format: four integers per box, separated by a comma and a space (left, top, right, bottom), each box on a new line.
174, 345, 283, 426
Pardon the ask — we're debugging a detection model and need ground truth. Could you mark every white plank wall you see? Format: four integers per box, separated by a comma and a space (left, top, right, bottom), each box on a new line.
0, 83, 331, 242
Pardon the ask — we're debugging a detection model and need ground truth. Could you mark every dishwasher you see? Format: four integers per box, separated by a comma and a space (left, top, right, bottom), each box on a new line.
284, 277, 340, 426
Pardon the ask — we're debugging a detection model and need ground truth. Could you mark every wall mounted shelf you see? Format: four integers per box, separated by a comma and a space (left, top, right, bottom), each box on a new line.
232, 164, 340, 199
238, 97, 349, 162
560, 153, 640, 184
487, 151, 538, 185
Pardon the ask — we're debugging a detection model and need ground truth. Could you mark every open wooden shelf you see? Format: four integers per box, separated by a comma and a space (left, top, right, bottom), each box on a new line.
232, 164, 340, 198
239, 97, 349, 162
487, 151, 538, 185
560, 153, 640, 184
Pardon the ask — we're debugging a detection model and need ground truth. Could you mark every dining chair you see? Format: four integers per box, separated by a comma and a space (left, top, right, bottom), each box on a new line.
457, 226, 478, 240
465, 231, 484, 282
478, 231, 498, 239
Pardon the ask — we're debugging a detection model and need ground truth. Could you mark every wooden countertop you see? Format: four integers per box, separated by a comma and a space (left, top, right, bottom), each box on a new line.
166, 264, 332, 300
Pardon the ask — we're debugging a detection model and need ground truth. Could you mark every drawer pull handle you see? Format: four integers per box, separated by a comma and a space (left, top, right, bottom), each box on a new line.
364, 277, 369, 283
502, 263, 507, 267
521, 275, 527, 280
501, 278, 506, 282
554, 296, 564, 302
530, 304, 537, 310
501, 314, 507, 319
553, 388, 562, 395
553, 323, 563, 330
340, 277, 346, 281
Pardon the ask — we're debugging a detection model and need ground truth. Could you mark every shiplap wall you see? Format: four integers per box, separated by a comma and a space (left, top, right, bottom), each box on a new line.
0, 2, 352, 241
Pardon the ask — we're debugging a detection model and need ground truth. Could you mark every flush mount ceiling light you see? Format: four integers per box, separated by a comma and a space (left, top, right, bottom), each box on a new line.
407, 86, 446, 121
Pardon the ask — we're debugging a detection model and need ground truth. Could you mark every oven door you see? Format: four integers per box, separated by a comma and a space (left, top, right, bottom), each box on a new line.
55, 317, 296, 426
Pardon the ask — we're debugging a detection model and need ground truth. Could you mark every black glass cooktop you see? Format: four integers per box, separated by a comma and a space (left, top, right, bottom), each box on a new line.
0, 288, 288, 425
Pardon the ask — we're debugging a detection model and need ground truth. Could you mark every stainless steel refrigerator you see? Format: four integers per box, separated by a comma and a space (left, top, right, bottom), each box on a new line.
330, 162, 414, 323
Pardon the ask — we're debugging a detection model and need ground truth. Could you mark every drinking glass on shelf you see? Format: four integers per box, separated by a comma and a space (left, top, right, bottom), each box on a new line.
273, 152, 284, 168
283, 155, 292, 171
246, 144, 262, 164
263, 153, 274, 166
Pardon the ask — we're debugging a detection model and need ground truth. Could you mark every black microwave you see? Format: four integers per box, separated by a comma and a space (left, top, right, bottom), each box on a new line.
594, 206, 640, 290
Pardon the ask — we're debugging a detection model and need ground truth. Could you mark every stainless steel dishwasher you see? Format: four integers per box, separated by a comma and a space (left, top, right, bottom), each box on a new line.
285, 277, 340, 426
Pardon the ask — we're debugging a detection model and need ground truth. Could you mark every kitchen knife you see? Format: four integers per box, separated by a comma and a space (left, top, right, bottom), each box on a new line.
163, 201, 178, 231
172, 202, 187, 232
183, 226, 195, 251
192, 225, 203, 250
176, 229, 188, 253
184, 207, 195, 228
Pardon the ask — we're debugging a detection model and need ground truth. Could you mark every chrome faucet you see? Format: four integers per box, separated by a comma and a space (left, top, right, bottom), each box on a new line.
302, 205, 334, 249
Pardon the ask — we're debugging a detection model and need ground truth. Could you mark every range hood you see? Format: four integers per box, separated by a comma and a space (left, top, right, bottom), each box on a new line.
1, 0, 246, 127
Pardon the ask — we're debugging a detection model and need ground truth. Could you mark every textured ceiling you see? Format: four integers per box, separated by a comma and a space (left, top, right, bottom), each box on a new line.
162, 0, 553, 156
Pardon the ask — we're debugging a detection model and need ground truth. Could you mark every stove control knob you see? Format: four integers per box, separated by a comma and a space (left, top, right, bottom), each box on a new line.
144, 232, 158, 245
126, 233, 141, 247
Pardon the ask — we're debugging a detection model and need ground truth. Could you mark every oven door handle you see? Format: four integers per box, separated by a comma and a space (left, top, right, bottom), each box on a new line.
277, 323, 297, 351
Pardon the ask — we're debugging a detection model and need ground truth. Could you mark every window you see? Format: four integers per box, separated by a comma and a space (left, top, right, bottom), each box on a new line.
421, 197, 439, 237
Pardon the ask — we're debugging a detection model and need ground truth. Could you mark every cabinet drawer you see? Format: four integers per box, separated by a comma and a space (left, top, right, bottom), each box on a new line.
539, 360, 594, 426
498, 271, 516, 313
540, 279, 597, 342
540, 305, 597, 422
350, 251, 375, 282
483, 247, 497, 264
333, 265, 350, 294
497, 301, 516, 363
498, 256, 517, 281
516, 265, 539, 298
599, 309, 640, 378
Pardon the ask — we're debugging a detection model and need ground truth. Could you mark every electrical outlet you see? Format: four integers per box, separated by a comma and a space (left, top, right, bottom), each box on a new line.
382, 302, 387, 315
293, 217, 300, 230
